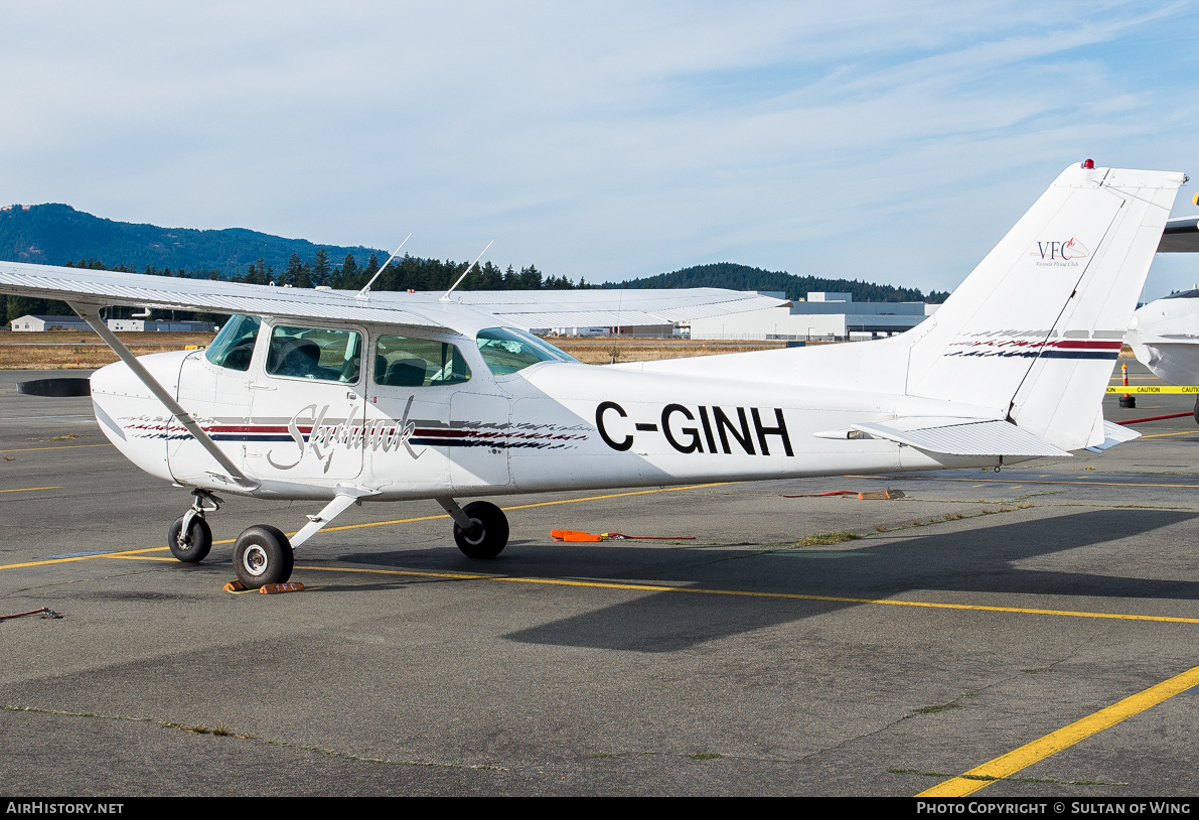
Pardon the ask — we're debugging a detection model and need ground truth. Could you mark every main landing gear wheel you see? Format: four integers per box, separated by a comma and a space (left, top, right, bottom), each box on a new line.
233, 525, 294, 588
168, 515, 212, 563
453, 501, 509, 559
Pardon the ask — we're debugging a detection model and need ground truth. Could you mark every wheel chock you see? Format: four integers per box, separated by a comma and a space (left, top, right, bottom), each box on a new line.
223, 580, 247, 592
259, 582, 305, 594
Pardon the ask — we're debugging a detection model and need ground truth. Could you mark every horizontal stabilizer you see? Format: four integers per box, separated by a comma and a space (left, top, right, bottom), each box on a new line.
1158, 216, 1199, 253
1085, 420, 1142, 453
851, 418, 1071, 458
17, 378, 91, 397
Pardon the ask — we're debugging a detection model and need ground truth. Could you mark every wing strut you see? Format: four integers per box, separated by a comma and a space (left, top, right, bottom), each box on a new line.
68, 301, 259, 491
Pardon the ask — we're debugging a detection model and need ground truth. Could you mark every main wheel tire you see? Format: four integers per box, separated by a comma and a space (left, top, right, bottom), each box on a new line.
168, 515, 213, 563
233, 525, 294, 588
453, 501, 509, 559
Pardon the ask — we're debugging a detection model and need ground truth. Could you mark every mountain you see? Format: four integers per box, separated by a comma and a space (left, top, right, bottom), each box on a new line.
0, 203, 387, 277
0, 205, 947, 320
609, 262, 949, 303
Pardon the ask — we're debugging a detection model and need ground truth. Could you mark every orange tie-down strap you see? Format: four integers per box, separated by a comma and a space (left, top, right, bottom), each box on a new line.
783, 489, 905, 500
551, 530, 697, 542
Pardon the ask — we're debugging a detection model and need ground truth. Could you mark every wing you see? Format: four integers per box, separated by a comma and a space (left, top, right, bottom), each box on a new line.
440, 287, 792, 330
0, 261, 445, 328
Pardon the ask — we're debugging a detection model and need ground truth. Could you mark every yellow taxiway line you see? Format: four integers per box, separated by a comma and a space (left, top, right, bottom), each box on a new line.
0, 486, 62, 494
0, 443, 112, 454
9, 480, 1199, 626
919, 662, 1199, 796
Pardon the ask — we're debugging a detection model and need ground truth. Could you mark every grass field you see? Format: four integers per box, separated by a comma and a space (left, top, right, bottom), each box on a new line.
0, 331, 792, 369
0, 331, 215, 369
551, 337, 788, 364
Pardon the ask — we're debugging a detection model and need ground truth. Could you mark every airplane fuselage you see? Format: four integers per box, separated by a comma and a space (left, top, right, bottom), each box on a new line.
90, 320, 999, 505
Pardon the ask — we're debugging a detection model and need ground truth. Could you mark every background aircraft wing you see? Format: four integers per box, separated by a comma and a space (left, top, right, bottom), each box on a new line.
1157, 216, 1199, 252
0, 261, 446, 327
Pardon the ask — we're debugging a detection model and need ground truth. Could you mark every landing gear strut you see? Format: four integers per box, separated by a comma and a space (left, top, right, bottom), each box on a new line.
168, 490, 220, 563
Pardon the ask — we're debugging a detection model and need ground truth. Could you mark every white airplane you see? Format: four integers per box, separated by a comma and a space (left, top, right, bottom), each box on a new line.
0, 162, 1184, 588
1126, 290, 1199, 387
1126, 214, 1199, 386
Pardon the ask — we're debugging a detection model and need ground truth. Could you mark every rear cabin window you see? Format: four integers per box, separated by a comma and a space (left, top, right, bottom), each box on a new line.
265, 326, 362, 383
374, 336, 471, 387
205, 315, 261, 372
475, 327, 577, 375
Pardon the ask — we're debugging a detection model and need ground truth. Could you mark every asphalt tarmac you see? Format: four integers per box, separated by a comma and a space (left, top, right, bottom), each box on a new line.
2, 362, 1199, 797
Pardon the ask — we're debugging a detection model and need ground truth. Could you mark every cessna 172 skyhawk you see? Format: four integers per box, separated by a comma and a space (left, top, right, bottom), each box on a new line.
0, 162, 1184, 588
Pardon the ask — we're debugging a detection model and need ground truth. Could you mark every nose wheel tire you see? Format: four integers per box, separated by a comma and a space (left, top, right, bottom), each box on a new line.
168, 515, 213, 563
233, 525, 294, 588
453, 501, 509, 559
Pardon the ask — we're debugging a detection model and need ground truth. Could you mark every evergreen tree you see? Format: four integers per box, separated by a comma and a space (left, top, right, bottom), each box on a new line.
244, 258, 267, 286
519, 264, 543, 289
283, 253, 310, 288
312, 248, 332, 287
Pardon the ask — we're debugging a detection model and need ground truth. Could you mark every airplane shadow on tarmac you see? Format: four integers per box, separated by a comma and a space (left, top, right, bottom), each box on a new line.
487, 508, 1199, 652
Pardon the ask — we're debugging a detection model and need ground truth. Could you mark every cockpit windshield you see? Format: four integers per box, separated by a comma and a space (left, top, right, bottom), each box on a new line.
475, 327, 578, 375
205, 315, 261, 372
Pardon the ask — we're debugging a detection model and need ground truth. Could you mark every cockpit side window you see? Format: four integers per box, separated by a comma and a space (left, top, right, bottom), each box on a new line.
374, 336, 471, 387
205, 315, 261, 372
475, 327, 578, 375
265, 325, 361, 383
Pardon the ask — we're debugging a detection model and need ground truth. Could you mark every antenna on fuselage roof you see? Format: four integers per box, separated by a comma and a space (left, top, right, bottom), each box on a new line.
441, 240, 494, 302
355, 233, 412, 300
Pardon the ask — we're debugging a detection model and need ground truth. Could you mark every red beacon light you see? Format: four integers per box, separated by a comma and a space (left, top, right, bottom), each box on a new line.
1082, 158, 1095, 169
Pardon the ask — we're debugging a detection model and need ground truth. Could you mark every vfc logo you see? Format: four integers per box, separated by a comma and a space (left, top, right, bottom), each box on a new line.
1031, 237, 1090, 260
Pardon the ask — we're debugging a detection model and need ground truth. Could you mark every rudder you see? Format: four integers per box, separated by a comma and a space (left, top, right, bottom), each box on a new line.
902, 163, 1183, 450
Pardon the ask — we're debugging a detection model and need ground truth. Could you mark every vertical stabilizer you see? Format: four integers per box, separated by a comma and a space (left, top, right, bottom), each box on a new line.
902, 163, 1183, 450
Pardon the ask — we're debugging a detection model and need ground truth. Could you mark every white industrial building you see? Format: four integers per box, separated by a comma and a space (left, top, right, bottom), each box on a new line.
689, 292, 937, 341
8, 314, 92, 332
9, 314, 215, 332
105, 319, 217, 332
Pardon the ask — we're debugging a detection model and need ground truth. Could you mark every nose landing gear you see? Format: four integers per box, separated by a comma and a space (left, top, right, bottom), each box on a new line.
168, 491, 220, 563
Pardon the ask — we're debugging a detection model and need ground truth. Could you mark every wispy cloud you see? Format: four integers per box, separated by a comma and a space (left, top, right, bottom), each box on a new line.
0, 1, 1196, 296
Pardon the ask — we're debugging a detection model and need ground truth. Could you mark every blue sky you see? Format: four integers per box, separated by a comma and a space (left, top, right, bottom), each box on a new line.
2, 1, 1198, 298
